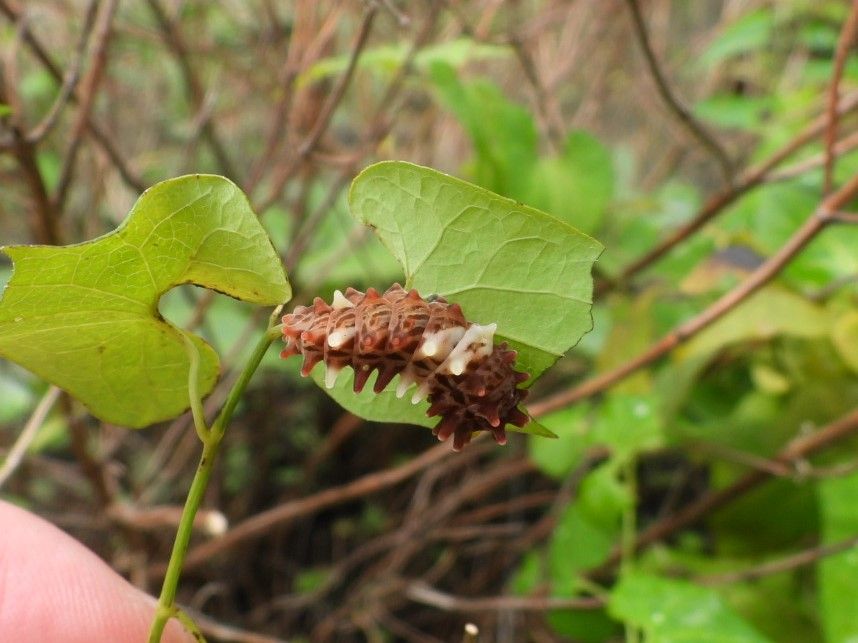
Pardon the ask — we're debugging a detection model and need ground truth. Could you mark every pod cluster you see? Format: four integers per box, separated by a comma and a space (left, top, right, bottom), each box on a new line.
280, 284, 530, 450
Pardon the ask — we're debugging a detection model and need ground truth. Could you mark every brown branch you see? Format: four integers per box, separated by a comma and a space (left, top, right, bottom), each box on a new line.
245, 5, 345, 193
831, 211, 858, 224
530, 171, 858, 417
697, 532, 858, 586
54, 0, 119, 211
769, 130, 858, 184
26, 0, 97, 143
624, 0, 733, 182
151, 437, 461, 576
0, 0, 145, 193
145, 0, 237, 179
1, 38, 61, 245
603, 89, 858, 293
7, 126, 60, 243
405, 581, 603, 612
824, 0, 858, 193
588, 406, 858, 577
255, 7, 378, 213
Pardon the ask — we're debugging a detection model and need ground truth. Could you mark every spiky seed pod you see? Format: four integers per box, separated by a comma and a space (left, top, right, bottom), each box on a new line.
280, 284, 530, 450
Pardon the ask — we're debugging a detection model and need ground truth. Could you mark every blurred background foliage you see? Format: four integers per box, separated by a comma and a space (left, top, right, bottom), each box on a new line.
1, 1, 858, 641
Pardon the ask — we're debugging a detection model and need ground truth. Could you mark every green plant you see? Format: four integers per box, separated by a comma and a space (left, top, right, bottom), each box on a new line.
0, 163, 601, 640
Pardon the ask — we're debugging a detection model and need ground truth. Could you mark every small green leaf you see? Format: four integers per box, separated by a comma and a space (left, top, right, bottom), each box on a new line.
608, 572, 771, 642
0, 175, 290, 427
525, 130, 615, 234
0, 103, 12, 117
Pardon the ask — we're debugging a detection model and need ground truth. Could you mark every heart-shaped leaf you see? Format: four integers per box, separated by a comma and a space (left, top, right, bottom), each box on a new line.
0, 175, 290, 427
306, 161, 601, 438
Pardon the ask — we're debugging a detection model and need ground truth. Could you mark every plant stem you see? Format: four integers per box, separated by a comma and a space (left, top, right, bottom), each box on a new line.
147, 323, 278, 643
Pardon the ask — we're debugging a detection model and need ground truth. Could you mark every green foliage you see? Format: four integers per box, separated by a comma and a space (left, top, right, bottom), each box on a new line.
428, 64, 616, 235
608, 572, 771, 642
817, 471, 858, 641
525, 131, 615, 234
429, 62, 538, 200
300, 37, 510, 86
0, 175, 290, 426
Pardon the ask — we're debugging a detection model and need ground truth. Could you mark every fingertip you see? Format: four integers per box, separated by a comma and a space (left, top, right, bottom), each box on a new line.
0, 500, 195, 642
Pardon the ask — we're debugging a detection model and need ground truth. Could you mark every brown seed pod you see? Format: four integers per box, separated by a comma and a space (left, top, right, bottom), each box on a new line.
280, 284, 530, 450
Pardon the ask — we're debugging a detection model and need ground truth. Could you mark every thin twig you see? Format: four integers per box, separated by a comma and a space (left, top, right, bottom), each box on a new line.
245, 5, 345, 193
830, 211, 858, 224
530, 172, 858, 417
698, 532, 858, 586
769, 130, 858, 184
368, 0, 411, 27
824, 0, 858, 193
151, 437, 461, 575
406, 581, 603, 612
624, 0, 733, 182
0, 0, 145, 193
255, 7, 378, 213
54, 0, 119, 211
0, 386, 61, 488
145, 0, 237, 179
26, 0, 98, 143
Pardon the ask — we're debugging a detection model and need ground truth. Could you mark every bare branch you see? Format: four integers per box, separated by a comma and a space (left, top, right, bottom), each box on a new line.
255, 7, 378, 213
54, 0, 119, 211
603, 89, 858, 293
26, 0, 97, 143
624, 0, 733, 182
0, 387, 61, 488
406, 581, 603, 612
0, 0, 145, 193
824, 0, 858, 193
145, 0, 237, 179
698, 532, 858, 586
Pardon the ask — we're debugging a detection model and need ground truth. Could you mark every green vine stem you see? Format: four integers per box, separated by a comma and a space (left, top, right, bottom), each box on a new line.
148, 313, 283, 643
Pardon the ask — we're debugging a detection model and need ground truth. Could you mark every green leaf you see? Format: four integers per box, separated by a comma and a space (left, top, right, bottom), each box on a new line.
817, 469, 858, 641
679, 287, 830, 360
349, 161, 603, 379
525, 130, 615, 234
429, 64, 538, 199
299, 37, 510, 86
591, 394, 663, 461
529, 404, 593, 479
0, 175, 290, 427
549, 503, 617, 593
699, 9, 774, 67
608, 572, 771, 642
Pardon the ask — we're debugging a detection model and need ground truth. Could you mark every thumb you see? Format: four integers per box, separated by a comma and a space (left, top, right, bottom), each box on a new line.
0, 499, 194, 643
